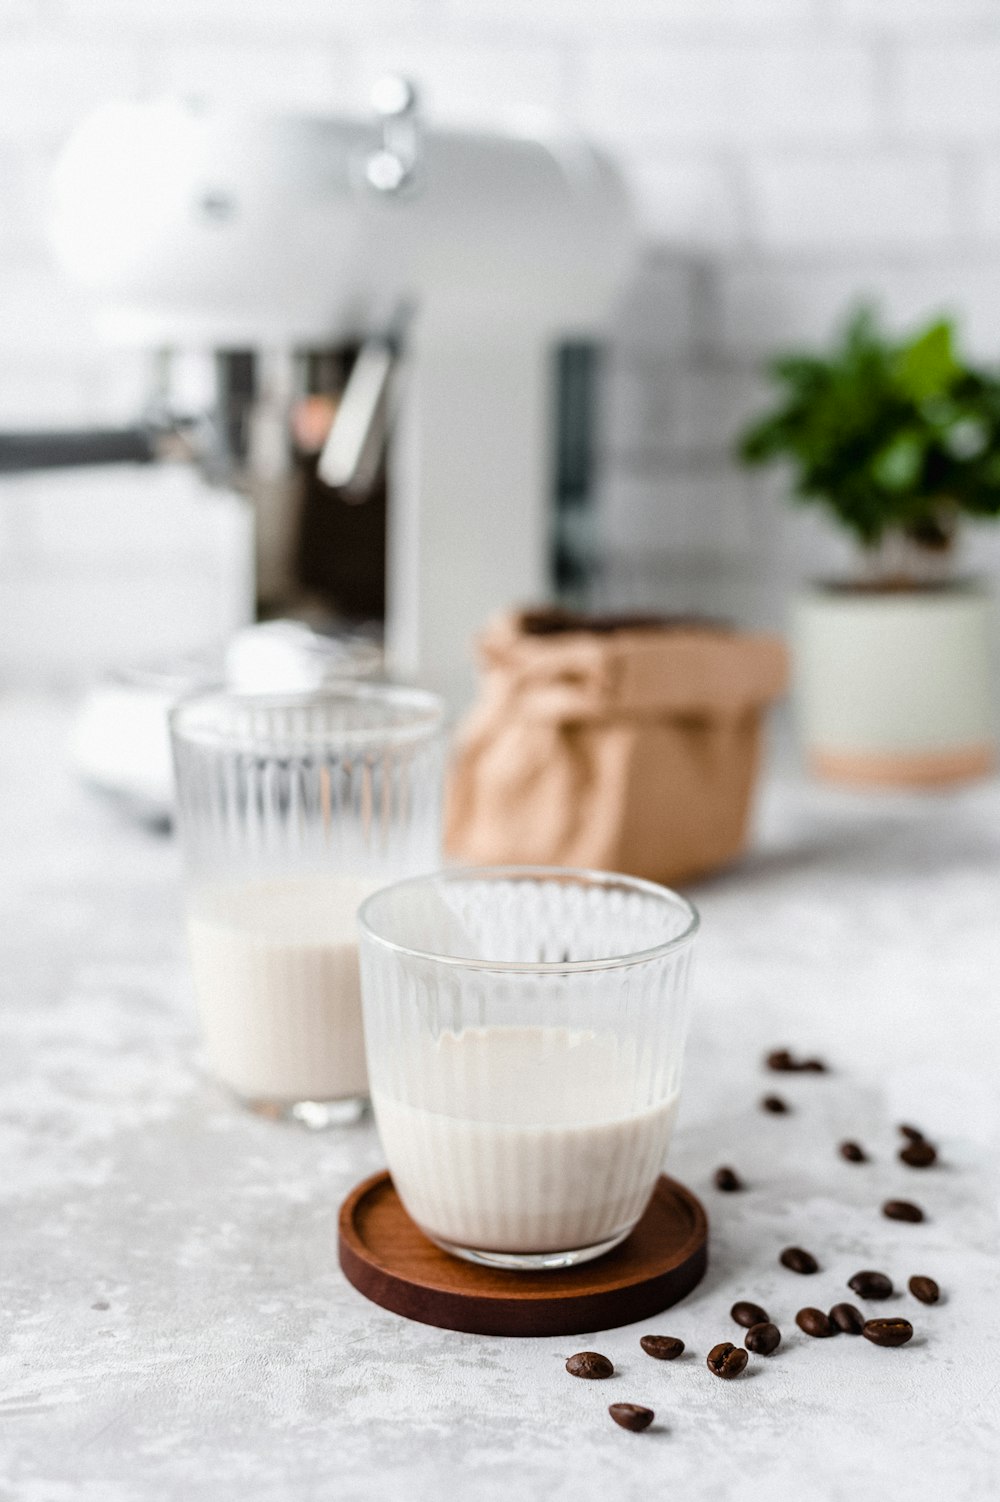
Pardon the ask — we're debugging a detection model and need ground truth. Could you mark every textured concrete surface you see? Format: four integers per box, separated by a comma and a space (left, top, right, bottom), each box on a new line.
1, 696, 998, 1502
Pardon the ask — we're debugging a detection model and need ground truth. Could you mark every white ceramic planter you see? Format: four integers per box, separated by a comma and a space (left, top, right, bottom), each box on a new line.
792, 584, 996, 786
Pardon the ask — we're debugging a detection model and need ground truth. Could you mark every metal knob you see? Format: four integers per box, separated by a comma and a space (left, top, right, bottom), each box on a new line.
365, 74, 421, 196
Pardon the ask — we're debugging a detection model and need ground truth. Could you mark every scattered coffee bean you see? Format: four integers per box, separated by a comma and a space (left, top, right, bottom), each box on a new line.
608, 1403, 654, 1432
762, 1095, 790, 1114
566, 1351, 614, 1379
706, 1342, 749, 1379
848, 1270, 893, 1300
909, 1276, 940, 1305
898, 1124, 925, 1142
862, 1318, 914, 1348
883, 1199, 924, 1223
829, 1303, 865, 1335
765, 1048, 828, 1073
780, 1246, 819, 1274
731, 1300, 769, 1329
900, 1140, 937, 1168
745, 1322, 781, 1355
839, 1140, 867, 1163
796, 1307, 836, 1338
640, 1335, 684, 1360
714, 1166, 743, 1192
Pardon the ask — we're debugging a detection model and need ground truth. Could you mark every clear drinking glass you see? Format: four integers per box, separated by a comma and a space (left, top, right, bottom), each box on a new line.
358, 866, 699, 1269
170, 684, 445, 1127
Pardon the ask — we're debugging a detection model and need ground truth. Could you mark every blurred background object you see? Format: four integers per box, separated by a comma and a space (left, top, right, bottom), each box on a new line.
447, 610, 788, 884
740, 310, 999, 784
69, 620, 384, 824
4, 87, 633, 708
1, 0, 1000, 748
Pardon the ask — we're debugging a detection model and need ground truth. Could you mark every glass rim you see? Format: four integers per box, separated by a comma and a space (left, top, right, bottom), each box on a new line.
357, 865, 700, 975
169, 680, 446, 751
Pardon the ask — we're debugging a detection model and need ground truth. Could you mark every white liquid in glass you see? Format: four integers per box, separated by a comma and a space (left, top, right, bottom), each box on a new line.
187, 875, 376, 1103
373, 1026, 678, 1254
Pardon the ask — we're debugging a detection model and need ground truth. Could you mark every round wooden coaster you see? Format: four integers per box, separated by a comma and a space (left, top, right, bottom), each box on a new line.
338, 1171, 708, 1337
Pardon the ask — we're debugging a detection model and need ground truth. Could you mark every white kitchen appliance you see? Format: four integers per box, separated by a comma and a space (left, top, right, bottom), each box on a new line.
48, 85, 635, 705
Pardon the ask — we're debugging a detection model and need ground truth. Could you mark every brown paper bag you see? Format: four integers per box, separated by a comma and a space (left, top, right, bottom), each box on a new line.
446, 610, 788, 885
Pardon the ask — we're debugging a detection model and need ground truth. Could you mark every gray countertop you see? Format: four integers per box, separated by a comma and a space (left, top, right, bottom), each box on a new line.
1, 696, 998, 1502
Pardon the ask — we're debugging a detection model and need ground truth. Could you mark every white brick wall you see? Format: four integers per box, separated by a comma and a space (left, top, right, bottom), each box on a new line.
750, 152, 956, 250
3, 0, 1000, 672
582, 43, 878, 146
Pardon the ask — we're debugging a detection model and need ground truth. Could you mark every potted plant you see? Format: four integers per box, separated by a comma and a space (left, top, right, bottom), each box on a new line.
738, 307, 998, 786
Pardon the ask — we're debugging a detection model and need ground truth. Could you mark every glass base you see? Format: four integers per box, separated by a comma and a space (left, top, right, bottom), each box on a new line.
427, 1224, 633, 1271
238, 1093, 369, 1129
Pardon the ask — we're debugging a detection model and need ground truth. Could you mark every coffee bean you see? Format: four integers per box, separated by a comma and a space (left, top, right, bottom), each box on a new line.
608, 1403, 654, 1432
848, 1270, 893, 1300
730, 1300, 769, 1329
706, 1342, 748, 1379
839, 1141, 867, 1163
796, 1307, 836, 1338
900, 1140, 937, 1168
883, 1199, 924, 1223
908, 1276, 940, 1305
765, 1048, 828, 1073
780, 1246, 819, 1274
566, 1351, 614, 1379
744, 1322, 781, 1355
829, 1303, 865, 1335
898, 1124, 925, 1142
640, 1335, 684, 1360
762, 1095, 789, 1114
862, 1318, 914, 1348
714, 1166, 742, 1192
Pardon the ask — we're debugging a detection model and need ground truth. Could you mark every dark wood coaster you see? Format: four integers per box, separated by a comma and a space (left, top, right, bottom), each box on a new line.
338, 1171, 708, 1337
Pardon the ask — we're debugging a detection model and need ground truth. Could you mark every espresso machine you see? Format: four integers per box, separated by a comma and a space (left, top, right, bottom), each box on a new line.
42, 82, 635, 707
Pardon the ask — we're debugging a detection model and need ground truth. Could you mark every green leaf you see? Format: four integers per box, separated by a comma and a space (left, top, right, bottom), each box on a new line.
943, 418, 989, 459
870, 432, 924, 491
733, 304, 1000, 547
894, 321, 959, 402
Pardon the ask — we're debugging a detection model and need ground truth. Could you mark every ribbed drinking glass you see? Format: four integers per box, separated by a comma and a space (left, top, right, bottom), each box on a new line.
171, 684, 445, 1127
358, 866, 698, 1268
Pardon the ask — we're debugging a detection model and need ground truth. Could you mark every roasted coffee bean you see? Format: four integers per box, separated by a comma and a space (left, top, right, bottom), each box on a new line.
566, 1351, 614, 1379
744, 1321, 781, 1355
848, 1270, 893, 1300
765, 1048, 827, 1073
900, 1140, 937, 1168
862, 1318, 914, 1348
883, 1199, 924, 1223
780, 1246, 819, 1274
898, 1124, 925, 1142
731, 1300, 769, 1329
706, 1342, 748, 1379
762, 1095, 790, 1114
640, 1335, 684, 1360
609, 1403, 654, 1432
795, 1307, 836, 1338
714, 1166, 743, 1192
839, 1140, 867, 1163
829, 1303, 865, 1335
909, 1276, 940, 1305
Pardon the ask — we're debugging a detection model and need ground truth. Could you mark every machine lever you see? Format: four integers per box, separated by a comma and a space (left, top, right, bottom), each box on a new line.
316, 307, 411, 494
